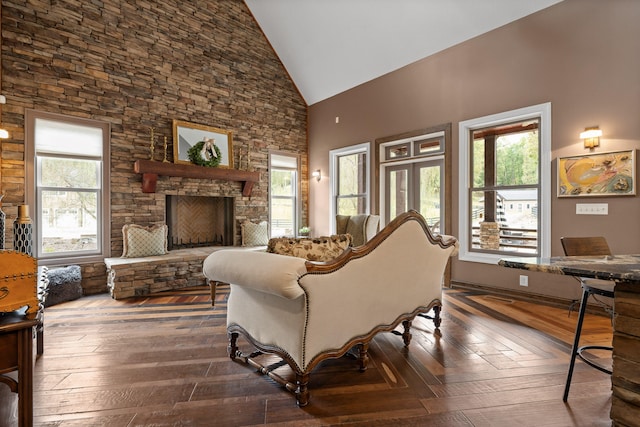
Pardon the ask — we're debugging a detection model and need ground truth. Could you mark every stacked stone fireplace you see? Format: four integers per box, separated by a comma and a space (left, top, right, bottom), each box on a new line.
165, 195, 235, 250
105, 195, 237, 299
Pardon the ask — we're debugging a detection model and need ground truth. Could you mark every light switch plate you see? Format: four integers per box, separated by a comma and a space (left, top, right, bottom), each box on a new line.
576, 203, 608, 215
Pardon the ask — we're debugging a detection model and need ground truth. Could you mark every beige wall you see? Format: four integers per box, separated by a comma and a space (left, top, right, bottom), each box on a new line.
308, 0, 640, 300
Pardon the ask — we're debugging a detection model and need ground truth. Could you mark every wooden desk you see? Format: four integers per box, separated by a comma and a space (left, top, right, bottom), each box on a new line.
499, 254, 640, 426
0, 313, 37, 427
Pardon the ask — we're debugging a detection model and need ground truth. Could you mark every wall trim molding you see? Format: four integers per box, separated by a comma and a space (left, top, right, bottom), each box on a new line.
449, 280, 612, 317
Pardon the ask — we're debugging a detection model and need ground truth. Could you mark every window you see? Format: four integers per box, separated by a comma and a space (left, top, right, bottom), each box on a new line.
329, 143, 370, 232
269, 152, 299, 237
458, 103, 551, 264
26, 110, 110, 264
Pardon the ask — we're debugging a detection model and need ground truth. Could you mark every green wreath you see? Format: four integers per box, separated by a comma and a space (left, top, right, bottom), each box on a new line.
187, 140, 222, 167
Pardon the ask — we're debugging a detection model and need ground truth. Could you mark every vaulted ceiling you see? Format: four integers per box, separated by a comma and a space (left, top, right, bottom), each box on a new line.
245, 0, 564, 105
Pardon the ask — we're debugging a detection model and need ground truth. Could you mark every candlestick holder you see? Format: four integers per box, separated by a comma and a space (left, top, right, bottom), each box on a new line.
149, 126, 156, 160
0, 194, 5, 250
163, 136, 170, 162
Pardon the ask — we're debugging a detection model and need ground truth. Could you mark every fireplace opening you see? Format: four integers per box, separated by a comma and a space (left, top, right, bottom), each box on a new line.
166, 195, 235, 250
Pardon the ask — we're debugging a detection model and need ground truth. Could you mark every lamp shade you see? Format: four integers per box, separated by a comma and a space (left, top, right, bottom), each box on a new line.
580, 126, 602, 149
579, 128, 602, 139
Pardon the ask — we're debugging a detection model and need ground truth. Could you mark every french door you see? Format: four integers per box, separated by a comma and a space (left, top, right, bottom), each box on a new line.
376, 125, 451, 285
384, 158, 444, 233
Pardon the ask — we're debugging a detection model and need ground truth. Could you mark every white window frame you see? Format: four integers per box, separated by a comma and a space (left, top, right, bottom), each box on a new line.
329, 142, 371, 233
25, 110, 111, 266
458, 103, 551, 264
268, 151, 300, 238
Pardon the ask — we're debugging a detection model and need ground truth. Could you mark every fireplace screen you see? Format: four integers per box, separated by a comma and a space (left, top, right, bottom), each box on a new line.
166, 196, 235, 249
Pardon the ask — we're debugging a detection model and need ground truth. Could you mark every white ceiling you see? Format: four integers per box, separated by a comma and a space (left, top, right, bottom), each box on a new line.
245, 0, 563, 105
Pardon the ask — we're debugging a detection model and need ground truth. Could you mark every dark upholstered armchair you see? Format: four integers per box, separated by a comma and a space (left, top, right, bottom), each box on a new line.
335, 214, 380, 246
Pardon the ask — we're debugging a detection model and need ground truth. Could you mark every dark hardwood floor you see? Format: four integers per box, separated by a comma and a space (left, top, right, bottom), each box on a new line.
2, 285, 613, 426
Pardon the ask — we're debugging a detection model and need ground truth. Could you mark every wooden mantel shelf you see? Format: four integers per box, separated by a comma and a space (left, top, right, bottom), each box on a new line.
134, 160, 260, 196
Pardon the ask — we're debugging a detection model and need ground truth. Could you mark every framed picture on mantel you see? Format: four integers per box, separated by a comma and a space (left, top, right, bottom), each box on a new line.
172, 120, 234, 168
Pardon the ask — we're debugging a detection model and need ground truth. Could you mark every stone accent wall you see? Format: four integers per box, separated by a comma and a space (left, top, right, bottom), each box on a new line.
611, 282, 640, 425
0, 0, 308, 294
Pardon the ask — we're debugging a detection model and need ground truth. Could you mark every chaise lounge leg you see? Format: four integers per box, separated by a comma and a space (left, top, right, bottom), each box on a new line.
417, 304, 443, 330
357, 342, 369, 372
228, 332, 239, 360
402, 320, 412, 346
295, 374, 310, 407
209, 281, 222, 306
433, 305, 442, 329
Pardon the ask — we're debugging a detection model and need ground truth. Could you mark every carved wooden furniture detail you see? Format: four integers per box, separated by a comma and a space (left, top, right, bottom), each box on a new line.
203, 210, 458, 406
0, 250, 39, 319
133, 160, 260, 196
0, 313, 37, 427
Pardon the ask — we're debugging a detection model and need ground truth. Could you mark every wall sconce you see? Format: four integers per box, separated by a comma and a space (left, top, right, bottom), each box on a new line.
580, 126, 602, 150
0, 95, 8, 139
312, 169, 321, 182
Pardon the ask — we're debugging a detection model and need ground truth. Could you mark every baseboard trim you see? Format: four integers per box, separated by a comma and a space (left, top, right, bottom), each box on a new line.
449, 280, 614, 318
449, 280, 573, 309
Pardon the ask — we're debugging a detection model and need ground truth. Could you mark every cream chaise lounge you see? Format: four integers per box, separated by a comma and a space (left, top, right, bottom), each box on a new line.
202, 210, 458, 406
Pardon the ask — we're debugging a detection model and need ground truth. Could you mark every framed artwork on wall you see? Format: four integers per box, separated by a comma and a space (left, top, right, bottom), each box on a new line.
557, 149, 635, 197
172, 120, 234, 168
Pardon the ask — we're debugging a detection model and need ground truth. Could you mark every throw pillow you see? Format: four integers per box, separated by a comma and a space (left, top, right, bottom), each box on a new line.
122, 224, 168, 258
267, 234, 352, 262
241, 220, 269, 246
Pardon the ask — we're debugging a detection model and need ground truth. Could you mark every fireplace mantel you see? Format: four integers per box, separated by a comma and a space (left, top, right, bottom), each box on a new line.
133, 160, 260, 196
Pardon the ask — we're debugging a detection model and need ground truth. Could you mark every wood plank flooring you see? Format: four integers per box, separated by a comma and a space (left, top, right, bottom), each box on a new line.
2, 285, 613, 426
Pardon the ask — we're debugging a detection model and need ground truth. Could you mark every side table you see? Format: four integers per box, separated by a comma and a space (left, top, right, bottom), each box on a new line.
0, 312, 37, 427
